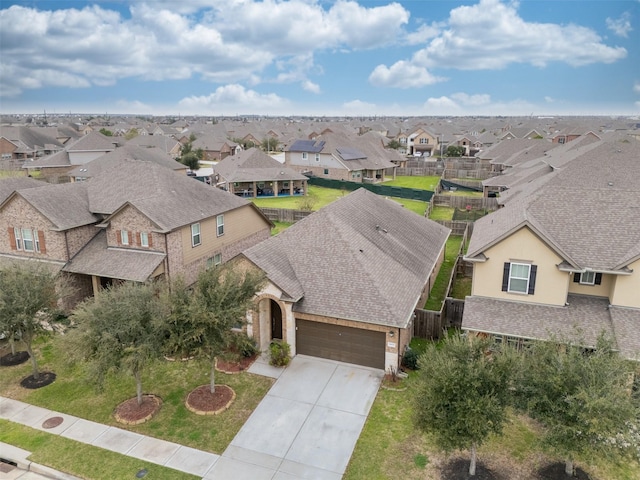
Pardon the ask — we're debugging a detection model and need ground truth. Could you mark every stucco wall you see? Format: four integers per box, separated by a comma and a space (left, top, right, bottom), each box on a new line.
472, 226, 568, 306
610, 259, 640, 308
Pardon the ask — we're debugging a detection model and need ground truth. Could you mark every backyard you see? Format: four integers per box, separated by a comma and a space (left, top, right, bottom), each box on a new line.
423, 235, 464, 311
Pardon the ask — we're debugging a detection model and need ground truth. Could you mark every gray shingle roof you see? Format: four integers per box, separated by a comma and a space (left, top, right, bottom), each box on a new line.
63, 230, 165, 282
87, 160, 252, 231
468, 136, 640, 271
214, 148, 307, 183
66, 131, 116, 152
609, 307, 640, 361
14, 182, 99, 230
0, 177, 44, 204
463, 294, 615, 351
244, 188, 450, 328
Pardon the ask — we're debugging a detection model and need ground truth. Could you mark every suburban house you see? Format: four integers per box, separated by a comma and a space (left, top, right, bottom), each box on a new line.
0, 160, 272, 308
407, 127, 440, 157
212, 147, 308, 197
191, 134, 241, 161
0, 126, 65, 164
24, 131, 118, 182
239, 188, 451, 371
462, 135, 640, 360
284, 132, 397, 183
126, 134, 183, 158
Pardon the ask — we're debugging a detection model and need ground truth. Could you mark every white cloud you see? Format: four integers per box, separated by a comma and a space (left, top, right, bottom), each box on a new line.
0, 1, 410, 96
369, 61, 444, 88
302, 80, 321, 94
424, 96, 460, 111
544, 96, 555, 103
633, 81, 640, 93
341, 100, 378, 115
405, 23, 442, 46
372, 0, 627, 88
116, 100, 154, 113
178, 84, 290, 115
606, 12, 632, 38
450, 92, 490, 106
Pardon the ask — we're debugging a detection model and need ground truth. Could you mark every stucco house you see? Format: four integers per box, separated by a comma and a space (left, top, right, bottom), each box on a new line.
284, 132, 397, 183
0, 160, 272, 308
212, 147, 308, 197
462, 135, 640, 360
240, 188, 451, 371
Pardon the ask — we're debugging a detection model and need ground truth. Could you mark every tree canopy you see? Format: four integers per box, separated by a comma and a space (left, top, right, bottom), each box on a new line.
70, 281, 165, 405
514, 334, 639, 476
0, 263, 60, 380
414, 334, 515, 476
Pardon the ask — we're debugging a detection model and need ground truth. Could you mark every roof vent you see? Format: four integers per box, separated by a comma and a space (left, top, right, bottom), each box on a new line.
608, 182, 613, 187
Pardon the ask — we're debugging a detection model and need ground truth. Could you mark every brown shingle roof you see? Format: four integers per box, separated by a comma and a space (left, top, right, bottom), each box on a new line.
87, 160, 252, 231
63, 230, 165, 282
0, 177, 44, 204
214, 148, 307, 183
244, 188, 450, 328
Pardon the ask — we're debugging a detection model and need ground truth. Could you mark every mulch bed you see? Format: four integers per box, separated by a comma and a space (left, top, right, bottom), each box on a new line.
441, 458, 506, 480
536, 462, 592, 479
20, 372, 56, 389
185, 384, 236, 415
215, 354, 257, 374
114, 395, 162, 425
0, 350, 30, 366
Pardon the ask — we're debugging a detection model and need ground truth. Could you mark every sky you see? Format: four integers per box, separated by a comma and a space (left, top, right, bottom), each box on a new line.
0, 0, 639, 117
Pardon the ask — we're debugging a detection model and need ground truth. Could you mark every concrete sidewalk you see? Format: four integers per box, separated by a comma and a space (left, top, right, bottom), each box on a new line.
1, 355, 383, 480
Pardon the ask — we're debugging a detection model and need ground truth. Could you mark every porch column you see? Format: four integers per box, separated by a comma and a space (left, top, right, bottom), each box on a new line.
91, 275, 100, 296
273, 180, 278, 197
252, 181, 257, 197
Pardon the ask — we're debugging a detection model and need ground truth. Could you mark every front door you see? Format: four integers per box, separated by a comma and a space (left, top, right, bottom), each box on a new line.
271, 299, 282, 340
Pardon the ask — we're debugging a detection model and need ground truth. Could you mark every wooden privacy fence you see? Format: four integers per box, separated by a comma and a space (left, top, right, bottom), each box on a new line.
259, 208, 312, 223
433, 194, 499, 210
413, 299, 465, 339
434, 220, 473, 236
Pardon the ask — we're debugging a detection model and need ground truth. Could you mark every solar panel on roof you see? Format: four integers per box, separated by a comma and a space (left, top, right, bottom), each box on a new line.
290, 140, 325, 153
336, 147, 366, 160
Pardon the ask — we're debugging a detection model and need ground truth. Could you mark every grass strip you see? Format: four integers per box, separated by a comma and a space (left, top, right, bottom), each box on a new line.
423, 236, 463, 311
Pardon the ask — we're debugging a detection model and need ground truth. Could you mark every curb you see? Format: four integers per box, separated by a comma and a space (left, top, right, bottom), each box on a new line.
1, 442, 81, 479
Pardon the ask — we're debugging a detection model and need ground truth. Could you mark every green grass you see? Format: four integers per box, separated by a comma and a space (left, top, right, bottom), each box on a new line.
0, 420, 199, 480
423, 236, 463, 311
428, 206, 454, 221
345, 366, 640, 480
271, 221, 292, 235
440, 189, 484, 197
450, 275, 472, 299
0, 337, 273, 454
382, 176, 441, 191
0, 169, 27, 178
252, 186, 428, 217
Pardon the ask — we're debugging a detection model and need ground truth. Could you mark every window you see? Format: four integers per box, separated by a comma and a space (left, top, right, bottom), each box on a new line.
216, 214, 224, 236
323, 169, 329, 175
302, 152, 308, 160
140, 232, 149, 247
502, 262, 537, 295
191, 223, 201, 247
22, 228, 34, 251
13, 227, 22, 250
420, 138, 429, 144
400, 137, 407, 144
315, 153, 320, 161
120, 230, 129, 245
574, 272, 602, 286
206, 253, 222, 269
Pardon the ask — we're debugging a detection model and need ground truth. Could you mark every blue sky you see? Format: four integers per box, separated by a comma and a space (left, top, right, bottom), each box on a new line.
1, 0, 639, 116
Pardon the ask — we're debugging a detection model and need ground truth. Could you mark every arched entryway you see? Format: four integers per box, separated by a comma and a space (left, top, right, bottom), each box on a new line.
255, 296, 286, 352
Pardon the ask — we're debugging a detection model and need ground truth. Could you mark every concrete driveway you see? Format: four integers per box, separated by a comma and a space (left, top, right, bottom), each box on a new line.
205, 355, 384, 480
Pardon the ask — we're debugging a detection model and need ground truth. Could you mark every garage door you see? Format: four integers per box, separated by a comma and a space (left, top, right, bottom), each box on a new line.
296, 319, 385, 369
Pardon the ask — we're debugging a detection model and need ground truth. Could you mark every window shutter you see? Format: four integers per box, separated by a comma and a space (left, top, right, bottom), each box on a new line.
116, 230, 122, 245
136, 232, 141, 246
148, 234, 153, 248
573, 273, 580, 283
38, 230, 46, 254
595, 273, 602, 285
8, 227, 16, 250
502, 262, 510, 291
528, 265, 537, 295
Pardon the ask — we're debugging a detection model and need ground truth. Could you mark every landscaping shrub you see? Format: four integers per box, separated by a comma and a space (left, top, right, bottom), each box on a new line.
229, 332, 259, 358
402, 347, 420, 370
269, 341, 291, 367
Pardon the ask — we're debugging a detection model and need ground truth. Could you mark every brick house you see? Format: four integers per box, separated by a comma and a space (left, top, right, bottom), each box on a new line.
240, 188, 450, 371
0, 160, 273, 309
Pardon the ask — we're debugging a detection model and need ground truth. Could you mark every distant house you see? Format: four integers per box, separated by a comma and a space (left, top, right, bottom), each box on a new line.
0, 161, 272, 308
285, 132, 397, 183
240, 188, 450, 371
212, 148, 308, 197
462, 135, 640, 360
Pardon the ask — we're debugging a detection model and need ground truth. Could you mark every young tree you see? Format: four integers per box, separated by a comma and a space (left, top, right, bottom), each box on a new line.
515, 335, 638, 476
414, 334, 514, 476
446, 145, 466, 157
70, 282, 164, 405
387, 139, 401, 150
261, 137, 278, 152
180, 151, 200, 171
99, 128, 113, 136
0, 264, 60, 379
173, 264, 265, 393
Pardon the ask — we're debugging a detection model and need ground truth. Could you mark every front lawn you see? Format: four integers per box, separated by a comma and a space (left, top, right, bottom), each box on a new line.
0, 337, 273, 455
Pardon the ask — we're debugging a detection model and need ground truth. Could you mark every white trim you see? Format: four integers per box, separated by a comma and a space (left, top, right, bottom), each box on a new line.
191, 223, 201, 247
508, 262, 530, 294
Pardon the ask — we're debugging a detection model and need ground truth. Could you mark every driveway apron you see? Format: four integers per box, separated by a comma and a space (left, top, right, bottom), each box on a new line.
204, 355, 383, 479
